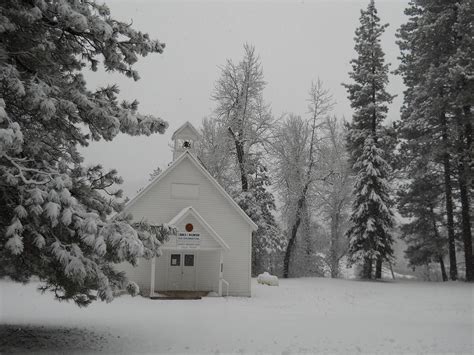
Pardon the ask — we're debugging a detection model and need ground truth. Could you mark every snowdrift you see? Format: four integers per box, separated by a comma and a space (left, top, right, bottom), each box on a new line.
257, 272, 279, 286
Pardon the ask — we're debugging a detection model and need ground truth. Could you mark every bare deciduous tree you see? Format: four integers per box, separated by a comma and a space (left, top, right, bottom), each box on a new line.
315, 117, 352, 278
272, 79, 334, 278
212, 44, 273, 192
208, 44, 284, 275
197, 117, 237, 192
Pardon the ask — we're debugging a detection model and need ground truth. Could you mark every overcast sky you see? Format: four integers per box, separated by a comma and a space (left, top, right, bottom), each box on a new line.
81, 0, 410, 198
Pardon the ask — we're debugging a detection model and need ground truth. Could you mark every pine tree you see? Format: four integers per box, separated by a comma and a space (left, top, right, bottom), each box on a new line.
447, 0, 473, 281
234, 156, 285, 275
343, 0, 395, 279
0, 0, 173, 306
397, 0, 473, 281
398, 0, 458, 281
397, 167, 448, 281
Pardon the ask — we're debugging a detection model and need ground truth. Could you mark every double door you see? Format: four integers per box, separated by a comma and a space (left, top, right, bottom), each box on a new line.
168, 252, 196, 290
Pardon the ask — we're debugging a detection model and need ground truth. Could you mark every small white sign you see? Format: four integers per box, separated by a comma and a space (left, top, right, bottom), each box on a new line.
177, 232, 200, 248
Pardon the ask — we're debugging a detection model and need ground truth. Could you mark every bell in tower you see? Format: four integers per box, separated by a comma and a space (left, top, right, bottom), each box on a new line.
171, 121, 201, 160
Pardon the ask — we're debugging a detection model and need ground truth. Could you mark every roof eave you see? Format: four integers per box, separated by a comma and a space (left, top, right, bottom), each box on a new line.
168, 206, 231, 251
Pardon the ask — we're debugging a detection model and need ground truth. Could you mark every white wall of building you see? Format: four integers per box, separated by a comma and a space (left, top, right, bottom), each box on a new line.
118, 154, 252, 296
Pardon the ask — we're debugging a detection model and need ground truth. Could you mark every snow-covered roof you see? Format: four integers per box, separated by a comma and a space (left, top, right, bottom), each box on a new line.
171, 121, 201, 140
123, 151, 258, 231
168, 206, 231, 251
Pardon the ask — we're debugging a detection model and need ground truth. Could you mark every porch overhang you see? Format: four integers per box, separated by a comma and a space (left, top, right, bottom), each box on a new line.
168, 206, 230, 252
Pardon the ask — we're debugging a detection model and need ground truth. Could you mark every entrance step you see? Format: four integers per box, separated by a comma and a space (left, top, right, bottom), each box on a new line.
150, 291, 209, 300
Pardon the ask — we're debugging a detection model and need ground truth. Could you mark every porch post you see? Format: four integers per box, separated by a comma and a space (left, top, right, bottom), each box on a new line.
218, 250, 223, 296
195, 250, 199, 290
150, 256, 156, 298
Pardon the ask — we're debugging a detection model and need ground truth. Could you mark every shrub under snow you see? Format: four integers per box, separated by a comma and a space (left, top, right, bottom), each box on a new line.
257, 272, 279, 286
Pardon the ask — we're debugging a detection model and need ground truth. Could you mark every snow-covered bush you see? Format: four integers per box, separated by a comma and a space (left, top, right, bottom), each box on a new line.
257, 272, 279, 286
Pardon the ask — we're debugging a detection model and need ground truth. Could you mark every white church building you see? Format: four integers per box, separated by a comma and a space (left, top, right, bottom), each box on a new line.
120, 122, 257, 297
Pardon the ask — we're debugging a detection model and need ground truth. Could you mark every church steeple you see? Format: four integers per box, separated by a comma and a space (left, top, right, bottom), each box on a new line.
171, 122, 200, 160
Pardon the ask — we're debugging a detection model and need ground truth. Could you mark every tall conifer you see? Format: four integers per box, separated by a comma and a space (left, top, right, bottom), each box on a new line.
397, 0, 473, 280
344, 0, 395, 279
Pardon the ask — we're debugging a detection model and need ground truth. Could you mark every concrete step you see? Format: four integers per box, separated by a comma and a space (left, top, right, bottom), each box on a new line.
150, 291, 209, 300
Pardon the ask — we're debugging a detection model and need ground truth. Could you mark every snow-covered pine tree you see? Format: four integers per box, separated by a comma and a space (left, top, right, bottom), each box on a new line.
234, 155, 284, 275
393, 93, 450, 281
208, 44, 285, 275
397, 166, 448, 281
343, 0, 395, 279
397, 0, 473, 281
447, 0, 473, 282
0, 0, 173, 306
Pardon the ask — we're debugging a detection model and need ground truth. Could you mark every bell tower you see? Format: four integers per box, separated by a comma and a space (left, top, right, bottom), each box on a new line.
171, 121, 200, 160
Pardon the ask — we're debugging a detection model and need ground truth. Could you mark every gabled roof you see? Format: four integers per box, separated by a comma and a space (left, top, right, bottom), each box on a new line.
169, 206, 231, 251
123, 151, 259, 231
171, 121, 201, 140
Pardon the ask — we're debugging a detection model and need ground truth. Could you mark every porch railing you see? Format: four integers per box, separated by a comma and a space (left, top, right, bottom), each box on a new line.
221, 278, 229, 297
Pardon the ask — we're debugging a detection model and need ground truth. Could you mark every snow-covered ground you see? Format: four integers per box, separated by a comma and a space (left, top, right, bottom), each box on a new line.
1, 278, 472, 354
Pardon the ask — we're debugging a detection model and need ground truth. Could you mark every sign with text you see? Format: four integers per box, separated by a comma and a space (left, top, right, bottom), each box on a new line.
177, 232, 201, 248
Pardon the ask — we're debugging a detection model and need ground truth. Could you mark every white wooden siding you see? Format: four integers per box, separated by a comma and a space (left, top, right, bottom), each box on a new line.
173, 124, 198, 139
196, 250, 219, 292
154, 250, 169, 290
171, 183, 199, 199
150, 249, 219, 292
120, 155, 251, 296
116, 258, 152, 294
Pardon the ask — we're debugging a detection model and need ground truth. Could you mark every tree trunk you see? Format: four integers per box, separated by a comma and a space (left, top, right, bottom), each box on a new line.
302, 207, 314, 276
228, 127, 248, 192
330, 263, 339, 279
251, 244, 259, 277
329, 211, 340, 278
283, 88, 320, 278
458, 106, 473, 282
425, 263, 431, 281
440, 112, 458, 280
283, 187, 309, 278
329, 246, 340, 279
283, 218, 300, 278
430, 205, 448, 282
375, 257, 382, 279
388, 261, 395, 280
458, 170, 473, 281
361, 257, 373, 279
438, 255, 448, 282
236, 142, 248, 191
